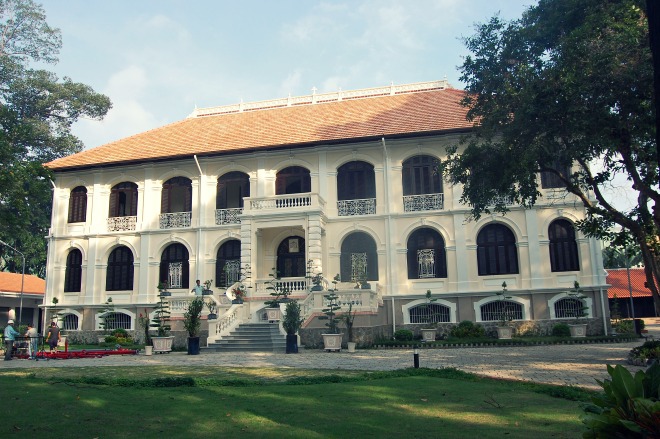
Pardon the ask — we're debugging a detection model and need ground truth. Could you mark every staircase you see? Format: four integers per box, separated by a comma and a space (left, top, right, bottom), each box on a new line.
204, 323, 286, 352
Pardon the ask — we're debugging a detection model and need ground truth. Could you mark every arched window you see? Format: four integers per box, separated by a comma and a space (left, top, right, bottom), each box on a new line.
217, 172, 250, 209
106, 246, 134, 291
554, 297, 585, 318
276, 166, 310, 195
409, 303, 450, 324
480, 300, 523, 321
276, 236, 306, 278
549, 219, 580, 272
216, 240, 241, 288
541, 161, 572, 189
337, 161, 375, 200
407, 228, 447, 279
109, 182, 138, 217
64, 249, 83, 293
160, 243, 189, 289
103, 312, 131, 330
68, 186, 87, 223
402, 155, 442, 195
340, 232, 378, 282
161, 177, 192, 213
477, 224, 518, 275
62, 314, 79, 330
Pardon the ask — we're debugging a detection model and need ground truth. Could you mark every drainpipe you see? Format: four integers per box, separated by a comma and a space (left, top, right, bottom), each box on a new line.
600, 286, 608, 335
193, 155, 203, 282
381, 137, 396, 334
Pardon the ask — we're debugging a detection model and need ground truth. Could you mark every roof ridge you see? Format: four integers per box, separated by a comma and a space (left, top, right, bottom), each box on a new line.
189, 80, 451, 118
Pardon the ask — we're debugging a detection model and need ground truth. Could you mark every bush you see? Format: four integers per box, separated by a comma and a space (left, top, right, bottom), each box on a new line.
450, 321, 485, 338
551, 323, 571, 337
104, 336, 117, 343
394, 329, 414, 341
111, 328, 129, 338
614, 319, 635, 334
627, 340, 660, 365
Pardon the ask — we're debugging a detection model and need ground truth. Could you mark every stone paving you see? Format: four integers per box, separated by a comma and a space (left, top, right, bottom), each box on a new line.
1, 337, 654, 391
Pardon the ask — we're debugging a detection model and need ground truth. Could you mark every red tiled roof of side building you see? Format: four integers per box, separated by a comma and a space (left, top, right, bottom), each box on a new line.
0, 272, 45, 295
45, 87, 472, 171
607, 268, 653, 299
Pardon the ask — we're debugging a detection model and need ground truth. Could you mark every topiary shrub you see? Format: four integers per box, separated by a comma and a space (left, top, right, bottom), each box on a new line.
450, 320, 485, 338
393, 329, 414, 341
551, 323, 571, 337
627, 340, 660, 366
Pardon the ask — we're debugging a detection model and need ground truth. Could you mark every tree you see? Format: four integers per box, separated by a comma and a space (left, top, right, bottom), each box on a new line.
0, 0, 111, 276
441, 0, 660, 314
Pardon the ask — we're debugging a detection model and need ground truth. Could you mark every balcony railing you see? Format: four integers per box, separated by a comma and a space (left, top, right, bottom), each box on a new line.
215, 208, 242, 225
337, 198, 376, 216
159, 211, 192, 229
243, 193, 325, 214
107, 216, 137, 231
403, 193, 444, 212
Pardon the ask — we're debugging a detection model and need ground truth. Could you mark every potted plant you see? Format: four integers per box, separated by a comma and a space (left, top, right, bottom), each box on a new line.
494, 282, 514, 339
340, 302, 357, 352
157, 281, 171, 297
231, 284, 246, 304
97, 297, 115, 343
282, 300, 304, 353
202, 279, 213, 295
137, 309, 152, 355
307, 259, 324, 291
183, 296, 204, 355
205, 298, 218, 320
419, 290, 438, 342
319, 275, 343, 351
264, 268, 290, 321
566, 281, 589, 338
150, 288, 173, 353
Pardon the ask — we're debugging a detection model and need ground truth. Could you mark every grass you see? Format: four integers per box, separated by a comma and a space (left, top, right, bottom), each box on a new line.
374, 334, 640, 348
0, 366, 593, 438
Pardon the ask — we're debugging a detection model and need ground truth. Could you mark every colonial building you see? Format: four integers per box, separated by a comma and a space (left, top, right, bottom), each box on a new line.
44, 80, 609, 347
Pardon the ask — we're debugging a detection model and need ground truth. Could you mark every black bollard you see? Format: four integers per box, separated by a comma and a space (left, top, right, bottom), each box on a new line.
413, 348, 419, 368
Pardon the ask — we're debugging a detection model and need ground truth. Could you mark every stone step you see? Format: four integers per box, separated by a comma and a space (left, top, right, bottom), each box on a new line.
204, 323, 286, 353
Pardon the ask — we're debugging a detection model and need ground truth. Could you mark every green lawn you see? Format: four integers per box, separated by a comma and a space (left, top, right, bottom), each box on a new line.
0, 367, 592, 438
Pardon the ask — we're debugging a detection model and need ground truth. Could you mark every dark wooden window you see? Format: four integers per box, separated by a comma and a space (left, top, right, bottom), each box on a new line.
541, 162, 571, 189
340, 232, 378, 281
549, 219, 580, 272
477, 224, 519, 275
407, 228, 447, 279
402, 155, 442, 195
276, 166, 311, 195
68, 186, 87, 223
106, 246, 134, 291
276, 236, 306, 278
217, 172, 250, 209
337, 161, 375, 200
64, 249, 83, 292
109, 182, 138, 217
216, 240, 241, 287
159, 243, 190, 288
161, 177, 192, 213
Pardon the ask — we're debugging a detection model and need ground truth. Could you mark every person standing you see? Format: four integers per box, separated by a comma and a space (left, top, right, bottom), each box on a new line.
3, 319, 19, 361
25, 324, 39, 360
191, 279, 203, 296
45, 322, 61, 352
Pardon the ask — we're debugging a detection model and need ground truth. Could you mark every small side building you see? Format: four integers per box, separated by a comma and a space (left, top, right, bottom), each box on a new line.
0, 272, 45, 331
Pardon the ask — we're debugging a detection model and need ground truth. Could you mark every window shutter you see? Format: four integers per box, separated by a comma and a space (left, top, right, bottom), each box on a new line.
109, 190, 118, 217
130, 186, 138, 216
184, 182, 192, 211
161, 183, 170, 213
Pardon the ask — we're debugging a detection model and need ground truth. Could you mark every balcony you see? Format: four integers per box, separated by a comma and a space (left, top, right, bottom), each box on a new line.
215, 208, 242, 225
403, 193, 444, 212
243, 193, 325, 215
107, 216, 137, 232
159, 211, 192, 229
337, 198, 376, 216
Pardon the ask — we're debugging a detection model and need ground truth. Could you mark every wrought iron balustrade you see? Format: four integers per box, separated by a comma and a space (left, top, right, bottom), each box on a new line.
403, 193, 444, 212
215, 208, 242, 225
107, 216, 137, 231
337, 198, 376, 216
159, 212, 192, 229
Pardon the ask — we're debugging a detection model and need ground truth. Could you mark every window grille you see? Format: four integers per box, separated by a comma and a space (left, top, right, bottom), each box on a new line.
417, 249, 435, 278
480, 300, 523, 321
351, 253, 367, 282
62, 314, 79, 330
105, 312, 131, 330
409, 303, 450, 324
224, 260, 241, 285
554, 298, 584, 318
169, 262, 183, 288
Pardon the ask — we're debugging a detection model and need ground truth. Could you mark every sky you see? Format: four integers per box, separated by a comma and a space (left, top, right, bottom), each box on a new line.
40, 0, 535, 150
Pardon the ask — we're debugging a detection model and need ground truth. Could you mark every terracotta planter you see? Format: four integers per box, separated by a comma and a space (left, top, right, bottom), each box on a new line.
152, 336, 174, 353
322, 333, 343, 352
266, 308, 281, 322
496, 326, 513, 339
569, 323, 587, 338
421, 329, 436, 342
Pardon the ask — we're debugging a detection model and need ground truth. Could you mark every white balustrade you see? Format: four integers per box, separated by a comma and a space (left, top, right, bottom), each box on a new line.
403, 193, 444, 212
159, 211, 192, 229
107, 216, 137, 231
337, 198, 376, 216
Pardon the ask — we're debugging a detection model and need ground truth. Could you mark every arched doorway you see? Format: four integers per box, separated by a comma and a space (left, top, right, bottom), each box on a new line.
276, 236, 306, 278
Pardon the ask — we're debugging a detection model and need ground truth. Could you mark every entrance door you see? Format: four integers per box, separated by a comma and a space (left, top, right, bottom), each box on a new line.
276, 236, 306, 277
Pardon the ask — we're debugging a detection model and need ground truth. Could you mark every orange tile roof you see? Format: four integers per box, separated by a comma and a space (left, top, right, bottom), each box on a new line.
0, 272, 45, 295
45, 86, 472, 171
607, 268, 653, 299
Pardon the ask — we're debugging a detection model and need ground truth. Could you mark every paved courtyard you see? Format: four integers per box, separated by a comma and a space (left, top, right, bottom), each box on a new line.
2, 332, 656, 390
